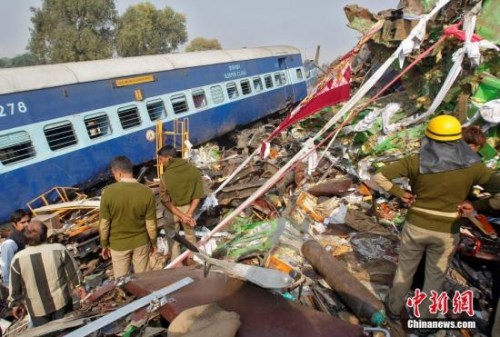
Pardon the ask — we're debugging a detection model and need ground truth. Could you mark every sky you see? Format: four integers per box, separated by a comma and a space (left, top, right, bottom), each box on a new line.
0, 0, 396, 64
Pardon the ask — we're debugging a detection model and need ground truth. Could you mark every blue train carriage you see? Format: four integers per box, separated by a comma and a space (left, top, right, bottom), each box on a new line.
0, 45, 308, 222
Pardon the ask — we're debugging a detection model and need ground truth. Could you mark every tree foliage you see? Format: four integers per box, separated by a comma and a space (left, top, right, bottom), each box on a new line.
115, 3, 187, 57
28, 0, 116, 64
0, 54, 38, 68
0, 58, 11, 68
185, 37, 222, 52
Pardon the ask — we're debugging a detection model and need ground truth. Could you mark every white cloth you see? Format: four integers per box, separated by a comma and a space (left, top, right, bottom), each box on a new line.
479, 99, 500, 124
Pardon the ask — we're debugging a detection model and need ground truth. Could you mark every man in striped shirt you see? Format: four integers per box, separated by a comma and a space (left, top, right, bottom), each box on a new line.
8, 221, 86, 327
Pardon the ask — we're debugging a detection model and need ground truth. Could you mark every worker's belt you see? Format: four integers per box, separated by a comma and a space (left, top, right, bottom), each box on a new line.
411, 206, 459, 218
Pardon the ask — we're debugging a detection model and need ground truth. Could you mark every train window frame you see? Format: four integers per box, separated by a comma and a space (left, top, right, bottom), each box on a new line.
264, 75, 273, 89
296, 68, 303, 80
240, 79, 252, 95
192, 89, 207, 109
171, 94, 189, 114
146, 100, 166, 121
84, 113, 112, 140
274, 72, 287, 86
280, 72, 287, 84
0, 131, 36, 165
210, 85, 225, 104
226, 82, 239, 100
43, 120, 78, 151
253, 77, 263, 92
118, 105, 142, 130
274, 73, 281, 86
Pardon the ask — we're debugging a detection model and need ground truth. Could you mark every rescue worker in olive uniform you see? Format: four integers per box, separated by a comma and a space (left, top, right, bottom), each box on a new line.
373, 115, 493, 332
157, 145, 204, 260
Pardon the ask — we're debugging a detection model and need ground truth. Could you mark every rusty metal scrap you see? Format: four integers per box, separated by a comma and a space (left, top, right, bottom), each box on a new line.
307, 177, 353, 197
125, 268, 365, 337
301, 240, 386, 326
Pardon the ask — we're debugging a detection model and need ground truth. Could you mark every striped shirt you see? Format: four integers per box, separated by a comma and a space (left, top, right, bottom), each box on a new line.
8, 243, 81, 317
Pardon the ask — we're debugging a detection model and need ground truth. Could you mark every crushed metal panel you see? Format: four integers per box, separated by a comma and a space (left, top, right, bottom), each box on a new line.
381, 18, 419, 42
15, 315, 94, 337
65, 277, 193, 337
344, 5, 379, 34
125, 268, 365, 337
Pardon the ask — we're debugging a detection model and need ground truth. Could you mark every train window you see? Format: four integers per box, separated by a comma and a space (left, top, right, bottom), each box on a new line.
44, 121, 78, 151
274, 74, 281, 86
171, 94, 189, 114
296, 69, 303, 80
253, 77, 263, 92
118, 106, 141, 129
0, 131, 36, 165
147, 100, 166, 121
192, 90, 207, 109
227, 82, 239, 100
84, 113, 111, 139
274, 73, 286, 86
264, 75, 273, 89
240, 80, 252, 95
210, 85, 225, 104
274, 72, 287, 86
280, 72, 287, 84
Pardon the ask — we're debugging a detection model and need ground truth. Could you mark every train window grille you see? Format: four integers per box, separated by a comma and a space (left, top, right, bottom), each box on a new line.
210, 85, 224, 104
171, 94, 189, 114
0, 131, 35, 165
192, 90, 207, 109
253, 77, 263, 92
84, 113, 111, 139
118, 106, 141, 129
227, 82, 239, 99
296, 69, 303, 80
274, 74, 281, 86
44, 121, 78, 151
146, 100, 166, 121
274, 73, 287, 86
240, 80, 252, 95
280, 72, 287, 84
264, 76, 273, 89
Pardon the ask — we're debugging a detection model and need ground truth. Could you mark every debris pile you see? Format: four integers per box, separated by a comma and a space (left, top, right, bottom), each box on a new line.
1, 0, 499, 336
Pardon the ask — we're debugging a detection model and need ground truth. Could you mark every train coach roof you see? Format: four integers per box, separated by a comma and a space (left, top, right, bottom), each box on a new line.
0, 46, 300, 95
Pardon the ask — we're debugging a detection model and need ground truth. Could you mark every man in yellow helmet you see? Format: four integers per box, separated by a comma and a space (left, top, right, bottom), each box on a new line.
373, 115, 493, 334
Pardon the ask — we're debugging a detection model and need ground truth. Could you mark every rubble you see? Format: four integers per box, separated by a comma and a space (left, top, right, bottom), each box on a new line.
1, 0, 498, 336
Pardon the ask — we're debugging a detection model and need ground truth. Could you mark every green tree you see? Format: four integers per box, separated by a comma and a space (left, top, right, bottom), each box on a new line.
0, 54, 38, 68
11, 53, 38, 67
28, 0, 116, 64
0, 58, 11, 68
116, 3, 187, 57
185, 37, 222, 52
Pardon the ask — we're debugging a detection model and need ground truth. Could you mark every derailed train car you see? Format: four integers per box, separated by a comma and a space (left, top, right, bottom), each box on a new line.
0, 46, 308, 221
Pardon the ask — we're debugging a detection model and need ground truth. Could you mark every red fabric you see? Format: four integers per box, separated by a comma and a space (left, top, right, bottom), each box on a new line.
266, 64, 351, 142
444, 23, 482, 42
276, 83, 351, 131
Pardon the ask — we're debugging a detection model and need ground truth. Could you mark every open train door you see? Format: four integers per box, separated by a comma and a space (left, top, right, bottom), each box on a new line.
278, 57, 294, 110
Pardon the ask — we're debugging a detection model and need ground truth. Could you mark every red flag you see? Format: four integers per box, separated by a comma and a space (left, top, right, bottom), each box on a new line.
260, 21, 385, 158
260, 60, 351, 157
277, 62, 351, 136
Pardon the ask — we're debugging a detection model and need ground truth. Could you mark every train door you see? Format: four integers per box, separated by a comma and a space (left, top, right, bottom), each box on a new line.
278, 57, 294, 107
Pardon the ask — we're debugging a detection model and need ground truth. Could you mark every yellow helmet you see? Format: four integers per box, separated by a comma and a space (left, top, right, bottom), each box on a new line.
424, 115, 462, 141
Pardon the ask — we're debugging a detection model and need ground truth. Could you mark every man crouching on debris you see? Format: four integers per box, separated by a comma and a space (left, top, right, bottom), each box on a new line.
157, 145, 204, 260
373, 115, 493, 330
99, 156, 157, 278
8, 221, 86, 327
